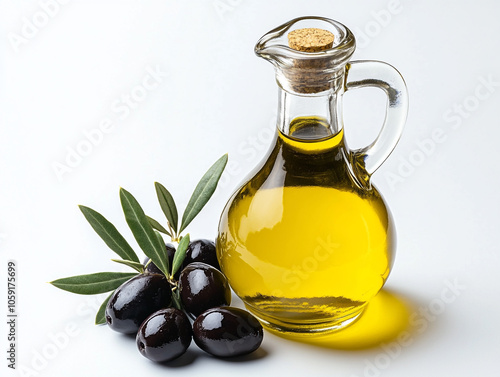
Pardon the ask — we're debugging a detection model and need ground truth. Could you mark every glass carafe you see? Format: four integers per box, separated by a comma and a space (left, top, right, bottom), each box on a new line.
217, 17, 408, 334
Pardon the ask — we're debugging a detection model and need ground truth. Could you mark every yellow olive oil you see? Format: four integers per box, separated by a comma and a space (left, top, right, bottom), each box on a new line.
217, 119, 395, 333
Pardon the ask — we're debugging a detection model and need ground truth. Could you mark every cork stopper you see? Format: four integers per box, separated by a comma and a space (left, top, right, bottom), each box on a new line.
284, 28, 336, 93
287, 28, 335, 52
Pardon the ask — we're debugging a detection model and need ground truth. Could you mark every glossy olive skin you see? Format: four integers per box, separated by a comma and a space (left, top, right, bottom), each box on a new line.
193, 307, 263, 357
144, 243, 176, 275
105, 274, 171, 334
179, 262, 231, 318
136, 308, 192, 363
182, 239, 220, 271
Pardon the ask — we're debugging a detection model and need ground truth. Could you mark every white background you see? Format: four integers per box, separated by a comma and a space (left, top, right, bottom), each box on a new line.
1, 1, 499, 376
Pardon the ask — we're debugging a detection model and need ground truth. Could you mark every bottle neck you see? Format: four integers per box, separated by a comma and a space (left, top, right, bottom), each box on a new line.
276, 83, 344, 140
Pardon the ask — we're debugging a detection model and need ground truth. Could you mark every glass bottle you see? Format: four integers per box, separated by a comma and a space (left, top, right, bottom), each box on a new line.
217, 16, 409, 334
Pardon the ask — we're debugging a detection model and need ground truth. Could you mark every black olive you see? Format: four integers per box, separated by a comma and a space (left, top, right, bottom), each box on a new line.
105, 274, 171, 334
193, 307, 263, 357
179, 262, 231, 318
144, 243, 176, 275
182, 239, 220, 271
136, 308, 192, 363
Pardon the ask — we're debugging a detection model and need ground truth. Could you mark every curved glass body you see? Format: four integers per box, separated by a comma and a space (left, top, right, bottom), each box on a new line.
217, 17, 408, 334
218, 121, 395, 334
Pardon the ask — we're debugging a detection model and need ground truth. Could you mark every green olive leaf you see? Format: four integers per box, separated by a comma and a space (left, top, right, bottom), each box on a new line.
147, 215, 172, 237
119, 188, 169, 276
79, 205, 140, 263
155, 182, 178, 234
111, 259, 144, 274
50, 272, 137, 295
154, 231, 169, 273
179, 154, 228, 233
95, 292, 114, 325
171, 233, 190, 278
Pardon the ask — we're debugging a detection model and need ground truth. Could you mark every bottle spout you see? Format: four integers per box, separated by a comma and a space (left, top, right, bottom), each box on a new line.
255, 16, 356, 94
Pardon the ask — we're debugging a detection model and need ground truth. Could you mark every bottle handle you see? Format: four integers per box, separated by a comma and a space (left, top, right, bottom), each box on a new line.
345, 60, 409, 184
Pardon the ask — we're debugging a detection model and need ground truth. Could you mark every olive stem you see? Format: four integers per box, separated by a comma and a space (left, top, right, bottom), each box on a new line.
167, 222, 178, 242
